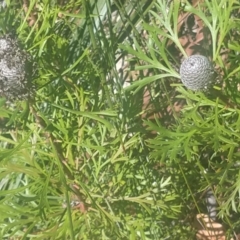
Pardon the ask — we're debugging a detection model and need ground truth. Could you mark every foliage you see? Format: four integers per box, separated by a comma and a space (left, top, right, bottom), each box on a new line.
0, 0, 240, 239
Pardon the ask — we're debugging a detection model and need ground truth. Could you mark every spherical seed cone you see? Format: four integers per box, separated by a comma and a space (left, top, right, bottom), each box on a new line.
0, 35, 35, 102
180, 55, 215, 91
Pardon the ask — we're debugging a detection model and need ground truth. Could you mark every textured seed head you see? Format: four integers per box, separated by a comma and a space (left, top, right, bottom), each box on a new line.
180, 55, 215, 91
0, 34, 35, 102
0, 0, 6, 8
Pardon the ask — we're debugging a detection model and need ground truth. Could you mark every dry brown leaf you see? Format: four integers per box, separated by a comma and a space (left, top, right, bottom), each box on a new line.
195, 214, 234, 240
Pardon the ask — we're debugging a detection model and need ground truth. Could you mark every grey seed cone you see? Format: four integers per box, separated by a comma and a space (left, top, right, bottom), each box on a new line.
180, 55, 215, 91
0, 0, 6, 8
0, 35, 35, 102
205, 188, 217, 221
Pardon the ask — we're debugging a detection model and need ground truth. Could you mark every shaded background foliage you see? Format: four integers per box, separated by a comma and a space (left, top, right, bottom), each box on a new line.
0, 0, 240, 239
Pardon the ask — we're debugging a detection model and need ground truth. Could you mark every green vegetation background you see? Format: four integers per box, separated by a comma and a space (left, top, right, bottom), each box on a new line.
0, 0, 240, 239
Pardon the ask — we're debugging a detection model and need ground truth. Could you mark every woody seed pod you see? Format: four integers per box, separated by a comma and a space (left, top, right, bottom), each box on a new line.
180, 55, 215, 91
0, 34, 35, 102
